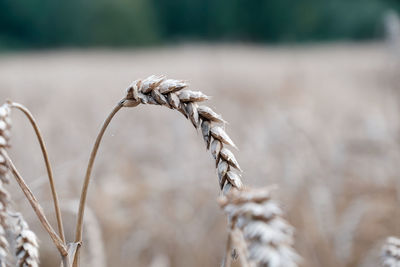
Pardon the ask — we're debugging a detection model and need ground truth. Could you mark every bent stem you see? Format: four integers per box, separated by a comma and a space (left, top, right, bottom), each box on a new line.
1, 148, 68, 257
73, 99, 126, 266
10, 102, 66, 243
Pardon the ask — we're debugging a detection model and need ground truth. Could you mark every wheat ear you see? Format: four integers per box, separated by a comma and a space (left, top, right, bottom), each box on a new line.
382, 236, 400, 267
9, 213, 39, 267
74, 75, 244, 266
124, 75, 243, 193
219, 187, 300, 267
0, 103, 11, 267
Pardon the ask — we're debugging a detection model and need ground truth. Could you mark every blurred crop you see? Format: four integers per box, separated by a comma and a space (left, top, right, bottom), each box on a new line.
2, 0, 400, 265
0, 41, 399, 266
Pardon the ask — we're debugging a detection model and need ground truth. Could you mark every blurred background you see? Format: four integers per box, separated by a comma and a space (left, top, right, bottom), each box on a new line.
1, 0, 400, 266
0, 0, 400, 48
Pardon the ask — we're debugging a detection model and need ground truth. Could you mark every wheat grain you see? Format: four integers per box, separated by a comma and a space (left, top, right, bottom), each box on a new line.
124, 76, 243, 193
382, 236, 400, 267
219, 187, 300, 267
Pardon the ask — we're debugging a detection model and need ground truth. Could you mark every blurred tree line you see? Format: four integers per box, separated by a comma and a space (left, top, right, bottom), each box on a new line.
0, 0, 399, 49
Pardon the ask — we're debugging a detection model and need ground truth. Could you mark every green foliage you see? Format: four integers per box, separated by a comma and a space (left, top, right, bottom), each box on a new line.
0, 0, 399, 49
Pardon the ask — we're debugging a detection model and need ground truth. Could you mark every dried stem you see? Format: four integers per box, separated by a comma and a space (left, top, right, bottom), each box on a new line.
10, 102, 65, 243
0, 148, 68, 256
73, 99, 125, 266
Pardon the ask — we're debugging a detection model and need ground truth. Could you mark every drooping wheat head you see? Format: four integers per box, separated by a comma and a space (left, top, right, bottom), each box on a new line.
121, 76, 301, 267
219, 187, 300, 267
124, 75, 243, 194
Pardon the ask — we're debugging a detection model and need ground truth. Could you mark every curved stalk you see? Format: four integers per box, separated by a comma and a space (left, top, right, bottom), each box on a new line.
11, 102, 65, 242
1, 149, 68, 256
73, 99, 125, 267
10, 102, 65, 243
74, 99, 125, 243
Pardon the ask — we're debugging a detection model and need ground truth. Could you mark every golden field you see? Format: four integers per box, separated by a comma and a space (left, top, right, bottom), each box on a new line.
0, 43, 399, 267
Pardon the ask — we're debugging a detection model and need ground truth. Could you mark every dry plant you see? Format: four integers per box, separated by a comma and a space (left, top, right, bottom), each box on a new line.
0, 75, 297, 266
219, 187, 300, 267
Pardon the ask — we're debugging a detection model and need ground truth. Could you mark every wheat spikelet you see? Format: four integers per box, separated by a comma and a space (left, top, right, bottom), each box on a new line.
125, 75, 243, 193
382, 236, 400, 267
219, 187, 300, 267
10, 213, 39, 267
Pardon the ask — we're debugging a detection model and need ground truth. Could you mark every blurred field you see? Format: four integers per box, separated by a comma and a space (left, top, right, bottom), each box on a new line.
0, 43, 399, 266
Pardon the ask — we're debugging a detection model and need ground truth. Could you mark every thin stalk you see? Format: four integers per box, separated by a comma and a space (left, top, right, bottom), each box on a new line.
1, 148, 68, 256
10, 102, 66, 243
73, 99, 126, 266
